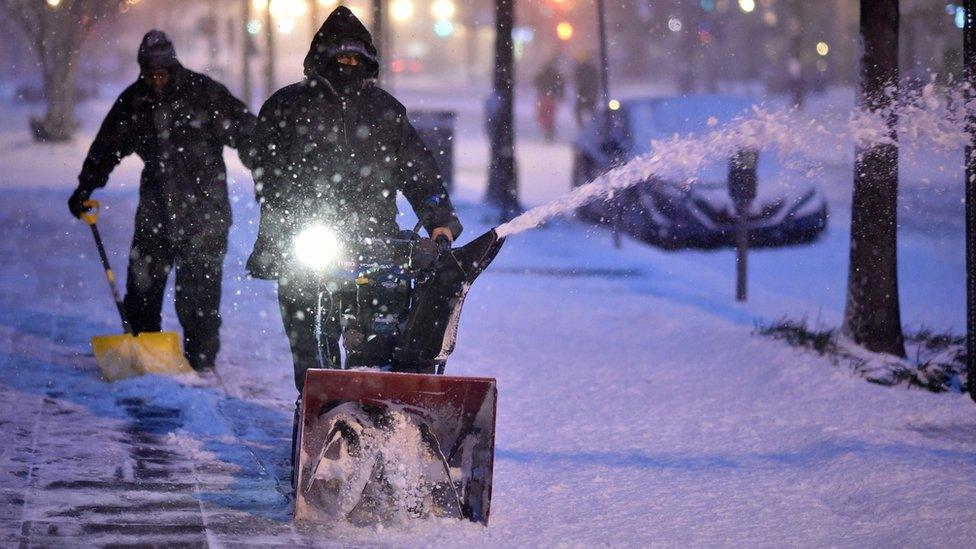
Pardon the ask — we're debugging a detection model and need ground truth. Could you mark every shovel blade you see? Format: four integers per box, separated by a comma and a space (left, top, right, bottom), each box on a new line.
91, 332, 194, 381
296, 369, 497, 525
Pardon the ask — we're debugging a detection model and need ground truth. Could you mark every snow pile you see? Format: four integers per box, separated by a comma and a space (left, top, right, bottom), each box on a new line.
301, 403, 459, 526
757, 318, 969, 390
496, 82, 973, 239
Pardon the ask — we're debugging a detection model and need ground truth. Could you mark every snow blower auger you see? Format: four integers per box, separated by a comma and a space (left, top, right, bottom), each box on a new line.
295, 370, 497, 525
290, 226, 504, 525
79, 200, 194, 381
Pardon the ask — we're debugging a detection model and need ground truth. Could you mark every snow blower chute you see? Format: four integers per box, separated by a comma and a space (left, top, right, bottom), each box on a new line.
79, 200, 194, 381
292, 227, 504, 525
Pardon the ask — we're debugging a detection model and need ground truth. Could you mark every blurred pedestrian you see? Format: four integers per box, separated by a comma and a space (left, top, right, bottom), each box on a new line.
573, 51, 600, 128
534, 55, 565, 141
68, 30, 257, 371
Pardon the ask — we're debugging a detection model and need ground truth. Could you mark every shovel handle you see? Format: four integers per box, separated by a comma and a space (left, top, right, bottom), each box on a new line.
81, 200, 132, 334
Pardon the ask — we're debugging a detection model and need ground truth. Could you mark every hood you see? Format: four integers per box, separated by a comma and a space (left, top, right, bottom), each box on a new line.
137, 30, 180, 72
304, 6, 379, 80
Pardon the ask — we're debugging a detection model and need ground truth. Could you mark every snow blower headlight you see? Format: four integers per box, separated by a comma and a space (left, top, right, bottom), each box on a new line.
294, 224, 341, 270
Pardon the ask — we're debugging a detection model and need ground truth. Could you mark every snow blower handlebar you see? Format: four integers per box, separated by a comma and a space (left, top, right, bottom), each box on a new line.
80, 199, 133, 334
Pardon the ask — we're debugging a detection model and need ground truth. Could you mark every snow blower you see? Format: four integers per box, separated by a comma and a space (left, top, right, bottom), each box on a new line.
80, 200, 194, 381
295, 370, 497, 524
290, 225, 504, 525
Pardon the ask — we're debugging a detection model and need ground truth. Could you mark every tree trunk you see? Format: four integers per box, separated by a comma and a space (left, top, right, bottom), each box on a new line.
372, 0, 384, 89
241, 0, 253, 108
264, 3, 275, 97
485, 0, 520, 220
963, 0, 976, 400
31, 40, 80, 142
842, 0, 904, 357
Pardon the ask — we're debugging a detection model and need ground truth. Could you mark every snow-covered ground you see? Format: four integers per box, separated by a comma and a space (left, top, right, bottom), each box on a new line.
1, 84, 975, 546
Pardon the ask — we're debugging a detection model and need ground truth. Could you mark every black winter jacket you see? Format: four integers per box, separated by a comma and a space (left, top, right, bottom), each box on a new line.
78, 66, 256, 243
245, 6, 461, 280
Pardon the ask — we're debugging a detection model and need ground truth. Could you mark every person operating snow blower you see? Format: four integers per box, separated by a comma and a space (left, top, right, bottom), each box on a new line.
246, 6, 462, 392
247, 11, 506, 522
68, 31, 256, 373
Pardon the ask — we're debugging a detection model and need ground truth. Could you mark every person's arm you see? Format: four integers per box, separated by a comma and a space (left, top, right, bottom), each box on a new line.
70, 95, 136, 217
208, 80, 258, 169
396, 111, 463, 241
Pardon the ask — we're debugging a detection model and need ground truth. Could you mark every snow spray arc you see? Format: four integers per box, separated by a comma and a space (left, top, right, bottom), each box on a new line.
495, 84, 974, 239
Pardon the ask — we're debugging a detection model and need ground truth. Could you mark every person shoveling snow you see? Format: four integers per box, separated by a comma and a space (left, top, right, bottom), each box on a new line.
68, 30, 257, 373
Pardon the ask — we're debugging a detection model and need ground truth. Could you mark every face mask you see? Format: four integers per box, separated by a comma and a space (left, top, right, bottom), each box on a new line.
327, 60, 367, 93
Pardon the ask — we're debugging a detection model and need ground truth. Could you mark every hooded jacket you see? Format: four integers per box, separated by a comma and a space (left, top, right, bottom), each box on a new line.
78, 31, 256, 244
245, 6, 462, 280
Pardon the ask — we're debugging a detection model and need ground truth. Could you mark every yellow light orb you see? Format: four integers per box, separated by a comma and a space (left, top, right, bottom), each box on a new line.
391, 0, 415, 23
816, 41, 829, 56
270, 0, 307, 19
738, 0, 755, 13
556, 21, 574, 41
46, 0, 61, 7
431, 0, 456, 20
608, 99, 621, 111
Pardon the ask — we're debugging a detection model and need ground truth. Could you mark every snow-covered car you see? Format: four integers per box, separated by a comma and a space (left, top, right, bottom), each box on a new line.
571, 95, 828, 249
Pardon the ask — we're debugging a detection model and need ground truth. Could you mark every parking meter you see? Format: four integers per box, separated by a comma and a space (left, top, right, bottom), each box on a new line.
728, 147, 758, 301
728, 148, 759, 210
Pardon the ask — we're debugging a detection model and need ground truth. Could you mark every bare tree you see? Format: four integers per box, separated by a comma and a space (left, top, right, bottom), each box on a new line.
0, 0, 124, 142
842, 0, 905, 357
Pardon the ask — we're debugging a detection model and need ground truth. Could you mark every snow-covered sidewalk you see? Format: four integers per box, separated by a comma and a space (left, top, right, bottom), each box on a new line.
2, 88, 976, 546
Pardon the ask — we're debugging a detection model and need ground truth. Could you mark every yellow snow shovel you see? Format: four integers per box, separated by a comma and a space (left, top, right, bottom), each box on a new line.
80, 200, 194, 381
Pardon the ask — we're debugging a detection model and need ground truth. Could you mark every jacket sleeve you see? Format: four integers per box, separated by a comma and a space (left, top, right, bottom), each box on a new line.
396, 113, 463, 239
249, 92, 293, 207
77, 95, 136, 192
208, 81, 258, 169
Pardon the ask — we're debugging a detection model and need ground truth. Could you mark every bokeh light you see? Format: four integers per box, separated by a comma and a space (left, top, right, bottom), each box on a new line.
269, 0, 307, 19
391, 0, 415, 23
556, 21, 574, 41
434, 20, 454, 37
431, 0, 456, 20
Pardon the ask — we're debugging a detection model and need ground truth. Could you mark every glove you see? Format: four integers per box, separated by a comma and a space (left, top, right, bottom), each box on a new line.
68, 187, 93, 218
